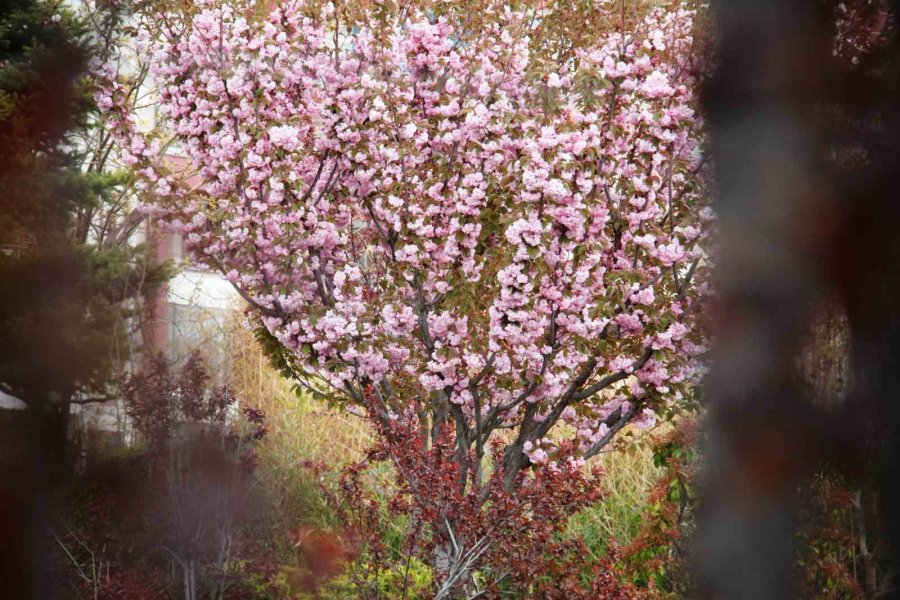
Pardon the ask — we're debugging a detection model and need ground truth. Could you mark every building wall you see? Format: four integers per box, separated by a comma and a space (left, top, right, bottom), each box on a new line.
146, 155, 241, 373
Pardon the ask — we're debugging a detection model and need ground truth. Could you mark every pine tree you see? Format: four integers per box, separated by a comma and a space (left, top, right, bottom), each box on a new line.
0, 0, 168, 422
1, 3, 170, 596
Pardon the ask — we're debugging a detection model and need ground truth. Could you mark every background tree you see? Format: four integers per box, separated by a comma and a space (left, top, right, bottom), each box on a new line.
0, 0, 169, 450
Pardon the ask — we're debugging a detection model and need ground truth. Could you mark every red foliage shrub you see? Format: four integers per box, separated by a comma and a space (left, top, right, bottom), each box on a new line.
305, 393, 636, 599
620, 418, 884, 599
797, 476, 867, 599
619, 420, 697, 597
121, 352, 236, 451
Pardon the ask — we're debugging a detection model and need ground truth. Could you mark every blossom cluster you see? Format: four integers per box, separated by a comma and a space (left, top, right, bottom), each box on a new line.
97, 0, 710, 468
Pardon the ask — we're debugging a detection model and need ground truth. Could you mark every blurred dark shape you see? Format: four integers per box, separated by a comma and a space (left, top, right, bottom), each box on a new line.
697, 0, 900, 598
1, 3, 90, 597
0, 2, 166, 598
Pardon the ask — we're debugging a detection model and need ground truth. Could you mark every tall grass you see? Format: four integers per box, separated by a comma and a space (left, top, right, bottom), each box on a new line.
229, 321, 373, 528
567, 440, 664, 559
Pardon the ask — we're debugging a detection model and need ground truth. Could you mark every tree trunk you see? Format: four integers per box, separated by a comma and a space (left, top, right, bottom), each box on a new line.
501, 440, 528, 492
182, 558, 197, 600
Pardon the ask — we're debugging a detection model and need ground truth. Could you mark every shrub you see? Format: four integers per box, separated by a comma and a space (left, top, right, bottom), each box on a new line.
53, 353, 270, 600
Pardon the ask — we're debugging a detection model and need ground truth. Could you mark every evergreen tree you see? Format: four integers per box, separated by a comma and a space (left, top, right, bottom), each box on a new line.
1, 2, 169, 596
0, 0, 168, 421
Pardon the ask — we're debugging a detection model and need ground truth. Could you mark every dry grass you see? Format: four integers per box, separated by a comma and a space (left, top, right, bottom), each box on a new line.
229, 320, 373, 527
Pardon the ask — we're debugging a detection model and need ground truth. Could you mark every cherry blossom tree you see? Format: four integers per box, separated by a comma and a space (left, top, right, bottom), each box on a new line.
97, 0, 709, 589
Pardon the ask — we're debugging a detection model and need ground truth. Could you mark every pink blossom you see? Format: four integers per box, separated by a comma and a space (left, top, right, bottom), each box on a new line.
95, 0, 710, 469
641, 70, 675, 98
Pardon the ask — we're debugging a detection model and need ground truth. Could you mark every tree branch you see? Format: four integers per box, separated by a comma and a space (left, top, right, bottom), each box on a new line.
583, 396, 643, 459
